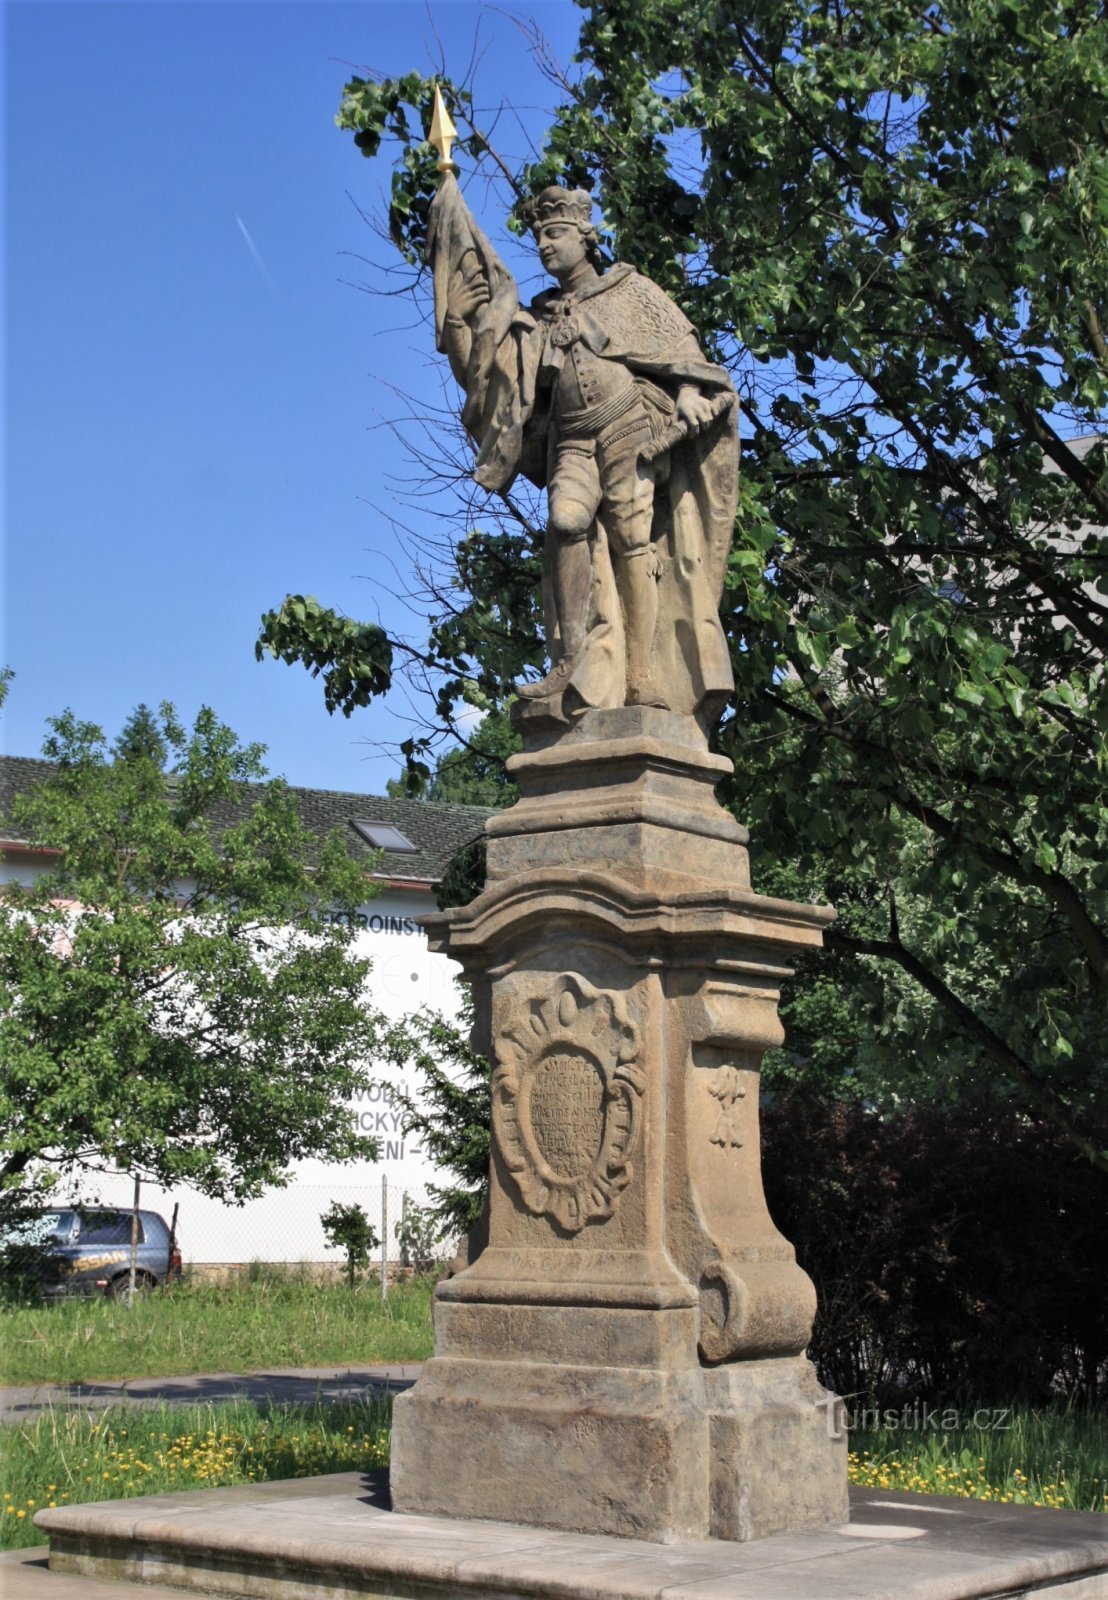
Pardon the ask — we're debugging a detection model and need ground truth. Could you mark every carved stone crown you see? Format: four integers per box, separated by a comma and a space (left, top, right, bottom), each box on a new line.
528, 186, 594, 231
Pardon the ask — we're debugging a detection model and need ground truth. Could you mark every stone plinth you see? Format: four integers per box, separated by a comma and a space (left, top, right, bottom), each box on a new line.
29, 1474, 1108, 1600
390, 708, 848, 1542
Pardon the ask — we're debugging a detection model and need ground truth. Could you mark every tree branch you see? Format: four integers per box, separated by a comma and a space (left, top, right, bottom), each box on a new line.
764, 686, 1108, 992
828, 927, 1106, 1171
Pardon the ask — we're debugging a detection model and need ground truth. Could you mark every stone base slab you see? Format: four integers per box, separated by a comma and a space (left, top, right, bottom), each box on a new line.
389, 1352, 847, 1543
390, 1356, 712, 1541
34, 1471, 1108, 1600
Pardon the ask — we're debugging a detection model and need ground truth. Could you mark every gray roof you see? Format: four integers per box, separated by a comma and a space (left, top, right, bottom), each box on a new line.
0, 755, 493, 886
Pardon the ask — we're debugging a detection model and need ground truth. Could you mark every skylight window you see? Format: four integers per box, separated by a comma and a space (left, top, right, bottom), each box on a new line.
350, 820, 419, 854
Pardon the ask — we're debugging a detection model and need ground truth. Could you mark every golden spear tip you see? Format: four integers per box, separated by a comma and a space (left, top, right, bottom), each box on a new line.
429, 84, 459, 176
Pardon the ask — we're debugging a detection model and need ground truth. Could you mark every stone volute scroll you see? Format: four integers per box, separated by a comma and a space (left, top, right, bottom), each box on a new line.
492, 973, 644, 1234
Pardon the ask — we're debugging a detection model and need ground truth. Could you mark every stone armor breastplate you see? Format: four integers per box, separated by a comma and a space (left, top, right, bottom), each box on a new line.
553, 341, 637, 427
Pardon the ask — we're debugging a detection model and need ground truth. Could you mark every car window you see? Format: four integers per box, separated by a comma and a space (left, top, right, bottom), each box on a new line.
0, 1210, 76, 1247
78, 1212, 142, 1245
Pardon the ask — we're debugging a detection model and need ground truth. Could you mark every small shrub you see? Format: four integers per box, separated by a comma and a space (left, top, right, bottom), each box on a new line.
761, 1092, 1108, 1406
320, 1202, 379, 1288
394, 1202, 440, 1275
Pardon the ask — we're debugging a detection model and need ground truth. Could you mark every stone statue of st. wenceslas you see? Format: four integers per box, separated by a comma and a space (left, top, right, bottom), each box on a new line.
426, 114, 738, 726
386, 97, 848, 1548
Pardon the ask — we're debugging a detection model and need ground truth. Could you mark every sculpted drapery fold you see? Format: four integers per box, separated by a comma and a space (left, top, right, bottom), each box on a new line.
427, 173, 738, 724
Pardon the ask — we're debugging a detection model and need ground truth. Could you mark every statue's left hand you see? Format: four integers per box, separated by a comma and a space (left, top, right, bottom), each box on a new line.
676, 387, 718, 435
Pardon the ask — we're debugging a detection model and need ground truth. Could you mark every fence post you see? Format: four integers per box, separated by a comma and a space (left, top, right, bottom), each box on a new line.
400, 1191, 409, 1269
167, 1200, 180, 1286
380, 1174, 388, 1304
127, 1175, 141, 1307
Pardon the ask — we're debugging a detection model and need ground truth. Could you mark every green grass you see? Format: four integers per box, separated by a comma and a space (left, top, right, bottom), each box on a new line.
0, 1396, 391, 1550
0, 1272, 435, 1386
849, 1400, 1106, 1513
1, 1392, 1101, 1554
2, 1279, 1102, 1548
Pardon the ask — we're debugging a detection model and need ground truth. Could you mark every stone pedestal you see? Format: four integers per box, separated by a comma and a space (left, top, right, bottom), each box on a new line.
390, 708, 848, 1542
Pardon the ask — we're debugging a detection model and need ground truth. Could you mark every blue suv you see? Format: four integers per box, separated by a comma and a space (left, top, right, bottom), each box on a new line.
15, 1206, 182, 1298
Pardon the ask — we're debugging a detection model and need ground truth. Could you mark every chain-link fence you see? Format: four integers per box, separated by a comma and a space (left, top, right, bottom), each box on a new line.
154, 1182, 456, 1279
51, 1172, 461, 1286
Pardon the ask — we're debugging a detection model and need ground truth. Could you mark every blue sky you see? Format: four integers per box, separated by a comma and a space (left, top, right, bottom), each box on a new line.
3, 0, 580, 794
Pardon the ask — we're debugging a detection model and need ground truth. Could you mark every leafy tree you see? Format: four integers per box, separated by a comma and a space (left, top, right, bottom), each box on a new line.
524, 0, 1108, 1166
379, 1003, 490, 1240
0, 705, 383, 1202
114, 703, 170, 767
387, 709, 520, 808
762, 1091, 1108, 1404
0, 664, 50, 1296
321, 1199, 380, 1287
260, 0, 1106, 1164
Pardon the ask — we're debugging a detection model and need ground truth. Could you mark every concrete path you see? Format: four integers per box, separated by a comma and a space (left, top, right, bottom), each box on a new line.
0, 1364, 422, 1423
1, 1548, 198, 1600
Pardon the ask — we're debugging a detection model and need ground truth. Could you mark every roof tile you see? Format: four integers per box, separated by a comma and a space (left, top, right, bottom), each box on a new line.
0, 755, 493, 886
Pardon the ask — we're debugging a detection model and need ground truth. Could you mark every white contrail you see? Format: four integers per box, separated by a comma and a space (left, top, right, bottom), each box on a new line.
235, 214, 274, 285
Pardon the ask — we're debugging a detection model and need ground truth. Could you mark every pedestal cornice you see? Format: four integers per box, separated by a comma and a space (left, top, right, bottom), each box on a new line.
421, 867, 834, 971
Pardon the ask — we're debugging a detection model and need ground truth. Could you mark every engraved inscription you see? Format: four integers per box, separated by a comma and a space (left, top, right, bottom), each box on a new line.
527, 1052, 605, 1179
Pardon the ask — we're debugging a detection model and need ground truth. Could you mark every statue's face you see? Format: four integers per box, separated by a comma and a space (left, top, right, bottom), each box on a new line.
534, 219, 589, 279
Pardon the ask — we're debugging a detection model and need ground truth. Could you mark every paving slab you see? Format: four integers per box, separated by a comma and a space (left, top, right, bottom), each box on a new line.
0, 1366, 422, 1423
27, 1470, 1108, 1600
0, 1548, 198, 1600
